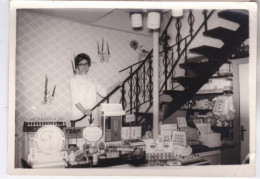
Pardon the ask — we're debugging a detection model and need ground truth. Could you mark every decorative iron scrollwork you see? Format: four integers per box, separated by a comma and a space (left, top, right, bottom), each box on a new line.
175, 17, 182, 57
188, 10, 195, 37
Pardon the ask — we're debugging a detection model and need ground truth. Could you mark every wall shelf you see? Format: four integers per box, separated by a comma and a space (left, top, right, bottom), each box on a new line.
195, 90, 233, 96
210, 73, 233, 79
179, 108, 212, 112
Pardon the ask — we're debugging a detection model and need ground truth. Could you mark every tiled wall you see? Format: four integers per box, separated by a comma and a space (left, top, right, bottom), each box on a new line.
15, 10, 152, 167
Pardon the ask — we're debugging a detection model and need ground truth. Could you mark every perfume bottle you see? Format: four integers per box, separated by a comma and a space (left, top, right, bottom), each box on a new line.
69, 151, 75, 162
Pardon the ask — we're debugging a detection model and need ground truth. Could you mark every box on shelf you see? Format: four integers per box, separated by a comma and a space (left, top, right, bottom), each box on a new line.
199, 133, 221, 148
198, 78, 233, 94
173, 145, 192, 157
121, 126, 142, 140
145, 140, 175, 161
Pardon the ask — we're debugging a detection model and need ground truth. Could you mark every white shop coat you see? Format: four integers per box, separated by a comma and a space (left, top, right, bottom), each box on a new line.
70, 75, 106, 127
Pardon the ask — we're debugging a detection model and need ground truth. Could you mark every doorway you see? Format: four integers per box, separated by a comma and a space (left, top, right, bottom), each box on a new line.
239, 63, 249, 163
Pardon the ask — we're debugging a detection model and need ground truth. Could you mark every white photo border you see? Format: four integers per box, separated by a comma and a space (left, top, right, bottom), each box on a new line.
8, 1, 257, 176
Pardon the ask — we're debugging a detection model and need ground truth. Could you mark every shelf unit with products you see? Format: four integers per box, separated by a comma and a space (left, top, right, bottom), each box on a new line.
182, 62, 235, 146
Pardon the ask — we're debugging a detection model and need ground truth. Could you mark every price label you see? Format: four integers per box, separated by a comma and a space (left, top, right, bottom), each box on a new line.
172, 131, 187, 146
64, 127, 84, 138
177, 117, 187, 128
125, 114, 135, 123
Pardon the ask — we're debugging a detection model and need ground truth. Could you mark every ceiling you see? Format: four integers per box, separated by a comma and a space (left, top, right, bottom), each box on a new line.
23, 8, 161, 36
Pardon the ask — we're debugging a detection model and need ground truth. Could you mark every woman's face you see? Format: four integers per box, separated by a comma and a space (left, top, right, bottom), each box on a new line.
78, 59, 90, 75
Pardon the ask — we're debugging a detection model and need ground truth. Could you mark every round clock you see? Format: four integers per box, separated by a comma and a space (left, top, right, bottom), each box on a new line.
34, 125, 65, 154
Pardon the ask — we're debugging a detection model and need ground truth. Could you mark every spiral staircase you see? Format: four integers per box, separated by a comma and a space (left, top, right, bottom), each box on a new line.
162, 10, 249, 120
87, 9, 249, 128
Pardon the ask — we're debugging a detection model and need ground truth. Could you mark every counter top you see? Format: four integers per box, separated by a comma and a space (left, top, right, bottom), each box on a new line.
191, 144, 235, 154
191, 144, 222, 153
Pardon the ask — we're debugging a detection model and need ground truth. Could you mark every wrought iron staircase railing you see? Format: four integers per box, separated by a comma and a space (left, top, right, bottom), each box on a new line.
70, 14, 173, 127
163, 9, 249, 119
70, 9, 218, 127
159, 10, 215, 93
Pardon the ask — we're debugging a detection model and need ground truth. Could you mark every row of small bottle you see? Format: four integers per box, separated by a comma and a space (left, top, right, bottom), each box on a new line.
27, 117, 65, 122
105, 148, 120, 158
23, 121, 66, 132
24, 121, 66, 127
147, 160, 181, 166
83, 142, 120, 159
146, 152, 175, 161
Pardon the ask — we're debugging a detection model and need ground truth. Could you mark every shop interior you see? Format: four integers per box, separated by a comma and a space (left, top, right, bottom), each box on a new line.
15, 8, 250, 168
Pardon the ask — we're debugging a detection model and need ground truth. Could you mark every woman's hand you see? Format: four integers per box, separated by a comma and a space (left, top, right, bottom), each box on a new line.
84, 109, 92, 116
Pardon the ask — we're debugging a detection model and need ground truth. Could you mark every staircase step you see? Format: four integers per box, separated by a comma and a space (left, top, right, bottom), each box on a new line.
179, 61, 214, 75
203, 27, 236, 43
159, 93, 173, 103
180, 61, 210, 70
172, 77, 194, 88
218, 10, 249, 26
189, 46, 222, 60
162, 10, 249, 121
163, 90, 184, 99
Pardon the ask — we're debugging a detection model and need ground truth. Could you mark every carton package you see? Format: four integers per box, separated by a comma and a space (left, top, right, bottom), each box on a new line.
199, 133, 221, 148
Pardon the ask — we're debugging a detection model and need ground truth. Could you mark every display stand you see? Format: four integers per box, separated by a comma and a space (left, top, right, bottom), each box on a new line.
100, 103, 125, 144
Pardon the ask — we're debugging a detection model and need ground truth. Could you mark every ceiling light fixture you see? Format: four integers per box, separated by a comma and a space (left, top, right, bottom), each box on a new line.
147, 10, 161, 30
130, 10, 144, 28
172, 9, 184, 17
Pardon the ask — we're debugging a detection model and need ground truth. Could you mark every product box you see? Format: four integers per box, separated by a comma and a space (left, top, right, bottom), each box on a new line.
199, 133, 221, 148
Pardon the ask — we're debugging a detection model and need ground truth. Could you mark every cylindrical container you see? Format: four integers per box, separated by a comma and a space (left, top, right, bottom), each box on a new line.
69, 151, 75, 162
85, 155, 89, 163
89, 147, 93, 155
93, 153, 98, 165
83, 144, 89, 157
131, 13, 142, 28
99, 142, 105, 155
147, 11, 161, 29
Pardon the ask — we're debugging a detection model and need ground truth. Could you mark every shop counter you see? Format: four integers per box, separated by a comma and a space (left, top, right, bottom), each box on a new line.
191, 145, 221, 165
22, 155, 210, 169
66, 154, 210, 168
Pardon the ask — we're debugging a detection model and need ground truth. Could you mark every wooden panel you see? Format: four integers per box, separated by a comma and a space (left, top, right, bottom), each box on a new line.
196, 150, 221, 165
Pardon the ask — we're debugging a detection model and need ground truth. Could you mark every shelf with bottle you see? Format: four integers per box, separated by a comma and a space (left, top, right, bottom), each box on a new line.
212, 61, 233, 77
229, 43, 249, 60
179, 108, 212, 112
195, 90, 233, 96
195, 61, 233, 95
184, 100, 234, 126
210, 73, 233, 79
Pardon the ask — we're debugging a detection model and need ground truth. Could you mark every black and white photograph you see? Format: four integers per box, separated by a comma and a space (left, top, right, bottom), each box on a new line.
7, 1, 257, 177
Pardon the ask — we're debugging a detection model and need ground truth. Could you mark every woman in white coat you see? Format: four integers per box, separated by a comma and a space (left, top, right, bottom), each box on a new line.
70, 53, 106, 127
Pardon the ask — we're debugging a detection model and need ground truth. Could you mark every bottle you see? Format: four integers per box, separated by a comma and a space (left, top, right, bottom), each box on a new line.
83, 144, 90, 161
93, 152, 98, 165
69, 151, 75, 162
99, 142, 105, 155
92, 143, 98, 154
92, 143, 98, 165
89, 144, 94, 155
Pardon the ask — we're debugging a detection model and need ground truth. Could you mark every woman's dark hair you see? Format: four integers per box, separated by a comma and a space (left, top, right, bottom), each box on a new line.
75, 53, 91, 68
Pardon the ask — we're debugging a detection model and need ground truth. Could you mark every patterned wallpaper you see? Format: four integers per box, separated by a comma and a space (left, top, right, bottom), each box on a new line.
15, 10, 152, 167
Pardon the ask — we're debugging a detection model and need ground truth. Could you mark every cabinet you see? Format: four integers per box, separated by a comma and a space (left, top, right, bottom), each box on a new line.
196, 150, 221, 165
